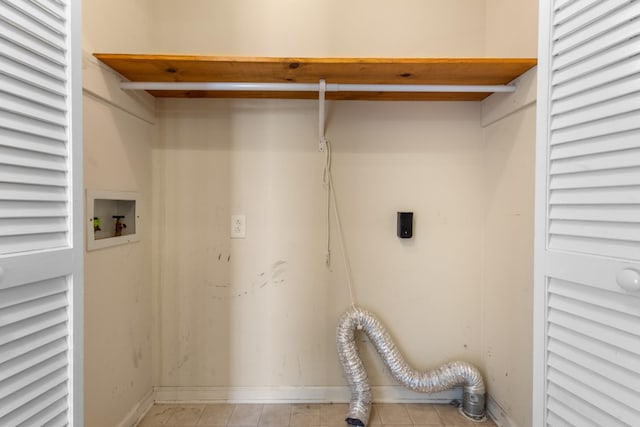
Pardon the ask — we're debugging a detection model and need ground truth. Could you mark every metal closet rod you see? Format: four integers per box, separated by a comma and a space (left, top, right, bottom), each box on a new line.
120, 81, 516, 93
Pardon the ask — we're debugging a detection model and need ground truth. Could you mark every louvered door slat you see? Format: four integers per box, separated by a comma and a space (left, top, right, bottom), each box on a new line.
548, 367, 637, 425
0, 323, 67, 366
0, 292, 67, 329
24, 396, 68, 427
5, 0, 66, 31
551, 110, 639, 145
549, 186, 640, 204
552, 74, 640, 116
549, 277, 640, 315
549, 235, 640, 260
0, 146, 67, 171
0, 234, 69, 255
553, 5, 638, 70
549, 148, 640, 173
0, 307, 67, 347
549, 129, 640, 159
554, 0, 576, 11
0, 201, 67, 219
0, 38, 65, 81
0, 56, 66, 96
547, 384, 621, 427
549, 292, 640, 334
0, 110, 66, 142
548, 307, 638, 362
549, 204, 640, 223
553, 0, 601, 26
553, 0, 627, 40
548, 324, 640, 375
0, 0, 65, 40
0, 19, 65, 66
0, 73, 67, 111
548, 339, 640, 392
0, 365, 68, 418
0, 165, 67, 187
0, 381, 67, 425
0, 183, 67, 202
552, 55, 640, 102
0, 338, 67, 383
553, 2, 640, 56
0, 0, 76, 424
0, 128, 66, 156
0, 218, 68, 238
32, 0, 65, 21
0, 277, 67, 309
549, 219, 640, 242
2, 93, 67, 127
549, 167, 640, 189
551, 92, 640, 130
552, 37, 640, 86
0, 352, 67, 397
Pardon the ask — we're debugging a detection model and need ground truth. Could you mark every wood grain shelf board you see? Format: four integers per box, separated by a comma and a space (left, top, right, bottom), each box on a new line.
94, 54, 537, 101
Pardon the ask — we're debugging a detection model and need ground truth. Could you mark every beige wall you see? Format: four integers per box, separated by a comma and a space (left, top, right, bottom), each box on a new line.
482, 4, 537, 424
81, 0, 539, 425
153, 99, 485, 388
83, 92, 155, 427
485, 0, 539, 57
148, 0, 486, 57
481, 103, 535, 427
83, 1, 155, 426
82, 0, 152, 54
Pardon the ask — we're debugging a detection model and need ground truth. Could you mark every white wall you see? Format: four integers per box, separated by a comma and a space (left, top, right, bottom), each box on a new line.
82, 1, 156, 425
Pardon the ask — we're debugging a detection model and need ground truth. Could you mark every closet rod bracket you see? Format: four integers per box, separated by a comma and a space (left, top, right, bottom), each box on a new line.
319, 79, 327, 152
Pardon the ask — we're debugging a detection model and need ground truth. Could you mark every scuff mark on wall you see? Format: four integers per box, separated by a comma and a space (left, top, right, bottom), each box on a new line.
208, 259, 288, 300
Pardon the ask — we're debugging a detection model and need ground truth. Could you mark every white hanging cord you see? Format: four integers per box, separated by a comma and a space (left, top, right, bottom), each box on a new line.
323, 138, 332, 267
319, 80, 356, 308
322, 139, 357, 309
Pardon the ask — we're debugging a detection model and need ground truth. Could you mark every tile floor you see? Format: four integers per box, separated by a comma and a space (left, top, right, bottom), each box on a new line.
137, 403, 497, 427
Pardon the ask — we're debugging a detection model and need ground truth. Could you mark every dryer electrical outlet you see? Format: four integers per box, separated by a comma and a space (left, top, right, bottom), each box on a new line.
231, 214, 246, 238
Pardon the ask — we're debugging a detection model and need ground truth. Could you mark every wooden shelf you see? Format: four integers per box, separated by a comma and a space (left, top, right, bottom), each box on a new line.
94, 54, 537, 101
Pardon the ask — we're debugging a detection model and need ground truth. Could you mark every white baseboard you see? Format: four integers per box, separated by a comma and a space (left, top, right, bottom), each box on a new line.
116, 388, 155, 427
486, 395, 520, 427
153, 385, 462, 404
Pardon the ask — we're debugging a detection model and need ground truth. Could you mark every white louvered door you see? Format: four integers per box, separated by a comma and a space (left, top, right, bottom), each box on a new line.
534, 0, 640, 426
0, 0, 82, 425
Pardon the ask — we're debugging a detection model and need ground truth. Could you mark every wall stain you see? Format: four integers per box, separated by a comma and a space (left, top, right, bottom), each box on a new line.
177, 354, 190, 369
210, 260, 288, 300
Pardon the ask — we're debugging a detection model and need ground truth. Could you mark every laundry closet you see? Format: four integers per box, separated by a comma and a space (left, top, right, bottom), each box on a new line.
82, 2, 538, 426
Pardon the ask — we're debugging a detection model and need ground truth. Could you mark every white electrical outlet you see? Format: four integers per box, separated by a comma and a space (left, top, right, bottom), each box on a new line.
231, 214, 246, 238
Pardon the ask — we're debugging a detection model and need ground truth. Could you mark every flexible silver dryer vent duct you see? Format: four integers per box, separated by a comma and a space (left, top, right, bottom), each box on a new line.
336, 307, 486, 426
